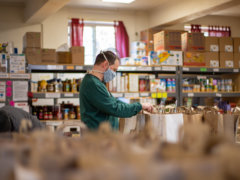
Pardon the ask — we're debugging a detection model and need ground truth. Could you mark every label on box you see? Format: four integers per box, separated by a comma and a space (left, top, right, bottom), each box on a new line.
233, 69, 239, 73
225, 60, 233, 68
213, 68, 219, 72
225, 45, 233, 52
216, 93, 222, 97
210, 45, 219, 52
210, 60, 219, 67
45, 93, 60, 98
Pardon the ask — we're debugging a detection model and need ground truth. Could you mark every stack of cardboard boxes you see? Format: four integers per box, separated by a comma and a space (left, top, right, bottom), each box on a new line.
181, 32, 206, 66
234, 38, 240, 68
150, 30, 183, 66
205, 37, 219, 67
24, 32, 84, 65
219, 37, 234, 68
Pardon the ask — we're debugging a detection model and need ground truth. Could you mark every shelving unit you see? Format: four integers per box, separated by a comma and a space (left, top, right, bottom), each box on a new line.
28, 64, 240, 108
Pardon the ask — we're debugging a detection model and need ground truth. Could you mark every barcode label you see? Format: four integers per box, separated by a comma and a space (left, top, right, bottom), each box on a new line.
213, 68, 219, 72
161, 66, 176, 71
233, 69, 239, 73
183, 67, 189, 71
64, 93, 74, 97
75, 66, 83, 70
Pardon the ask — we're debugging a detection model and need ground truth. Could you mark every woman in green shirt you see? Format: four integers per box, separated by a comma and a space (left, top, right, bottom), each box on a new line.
80, 51, 153, 131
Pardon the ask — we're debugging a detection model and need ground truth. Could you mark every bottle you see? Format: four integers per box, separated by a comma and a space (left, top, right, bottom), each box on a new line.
77, 106, 80, 119
71, 79, 77, 93
69, 108, 76, 119
39, 109, 43, 120
64, 109, 69, 120
48, 112, 53, 120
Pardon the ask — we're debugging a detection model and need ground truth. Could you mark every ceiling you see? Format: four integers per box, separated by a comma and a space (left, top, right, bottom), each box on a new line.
211, 4, 240, 17
1, 0, 240, 16
66, 0, 168, 10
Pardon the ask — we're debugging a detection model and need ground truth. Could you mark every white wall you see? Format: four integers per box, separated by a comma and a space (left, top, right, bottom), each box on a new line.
0, 5, 149, 52
163, 15, 240, 37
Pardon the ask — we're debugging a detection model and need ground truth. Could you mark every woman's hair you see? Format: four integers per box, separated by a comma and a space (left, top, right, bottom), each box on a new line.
94, 51, 119, 65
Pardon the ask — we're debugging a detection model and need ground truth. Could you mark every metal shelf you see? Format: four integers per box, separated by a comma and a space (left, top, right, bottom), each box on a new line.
182, 92, 240, 98
181, 67, 240, 74
32, 92, 79, 98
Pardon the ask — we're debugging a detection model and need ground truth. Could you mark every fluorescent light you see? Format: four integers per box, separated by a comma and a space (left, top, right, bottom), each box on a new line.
102, 0, 135, 4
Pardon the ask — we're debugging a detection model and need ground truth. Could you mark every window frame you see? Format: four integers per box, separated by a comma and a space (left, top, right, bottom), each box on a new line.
68, 20, 116, 64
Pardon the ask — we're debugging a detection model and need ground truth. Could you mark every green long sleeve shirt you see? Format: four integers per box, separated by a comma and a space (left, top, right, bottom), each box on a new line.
80, 74, 142, 131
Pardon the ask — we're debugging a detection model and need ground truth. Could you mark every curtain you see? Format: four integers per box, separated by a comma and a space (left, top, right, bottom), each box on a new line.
114, 21, 129, 58
71, 18, 84, 46
208, 26, 231, 37
191, 24, 201, 32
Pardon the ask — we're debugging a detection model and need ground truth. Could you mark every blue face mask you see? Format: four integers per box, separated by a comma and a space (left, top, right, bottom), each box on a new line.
103, 68, 116, 83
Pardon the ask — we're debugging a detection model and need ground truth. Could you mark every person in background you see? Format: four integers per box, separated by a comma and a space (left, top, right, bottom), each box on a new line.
80, 51, 153, 131
0, 106, 43, 133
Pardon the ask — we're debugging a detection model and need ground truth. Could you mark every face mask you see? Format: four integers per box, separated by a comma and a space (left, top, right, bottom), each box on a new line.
103, 68, 116, 83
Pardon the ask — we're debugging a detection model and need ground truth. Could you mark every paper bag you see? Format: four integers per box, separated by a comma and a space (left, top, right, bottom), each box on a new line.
119, 116, 137, 134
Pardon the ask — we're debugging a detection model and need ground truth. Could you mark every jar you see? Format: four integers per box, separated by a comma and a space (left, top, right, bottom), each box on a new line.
40, 80, 47, 92
47, 82, 54, 92
63, 109, 69, 120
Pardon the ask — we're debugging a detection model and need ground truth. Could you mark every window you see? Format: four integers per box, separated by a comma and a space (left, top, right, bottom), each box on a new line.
184, 24, 209, 36
68, 20, 116, 65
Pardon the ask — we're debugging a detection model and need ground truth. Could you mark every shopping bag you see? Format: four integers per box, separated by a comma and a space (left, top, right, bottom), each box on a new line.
119, 116, 137, 134
222, 114, 239, 142
183, 113, 203, 125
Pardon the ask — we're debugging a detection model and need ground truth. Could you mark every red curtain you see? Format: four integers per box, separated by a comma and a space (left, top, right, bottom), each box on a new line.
114, 21, 129, 58
208, 25, 231, 37
191, 24, 201, 32
71, 18, 84, 46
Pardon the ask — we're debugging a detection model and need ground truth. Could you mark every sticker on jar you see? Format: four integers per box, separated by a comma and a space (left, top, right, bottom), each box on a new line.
225, 60, 233, 68
210, 60, 219, 67
225, 45, 233, 52
210, 45, 219, 52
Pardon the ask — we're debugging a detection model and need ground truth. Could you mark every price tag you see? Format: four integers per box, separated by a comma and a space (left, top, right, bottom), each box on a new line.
56, 65, 64, 70
183, 67, 189, 71
75, 66, 83, 70
66, 65, 74, 70
64, 93, 74, 97
112, 93, 123, 98
162, 92, 168, 98
10, 74, 31, 79
125, 93, 139, 98
151, 93, 157, 98
45, 93, 61, 98
118, 66, 136, 71
188, 93, 194, 97
213, 68, 219, 72
154, 67, 161, 71
0, 73, 9, 79
233, 69, 239, 73
200, 68, 207, 72
161, 66, 176, 71
136, 67, 152, 71
216, 93, 222, 97
157, 93, 162, 98
140, 92, 149, 97
46, 121, 63, 126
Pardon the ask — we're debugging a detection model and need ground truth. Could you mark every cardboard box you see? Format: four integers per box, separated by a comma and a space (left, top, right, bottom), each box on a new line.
234, 53, 240, 68
205, 52, 219, 67
183, 52, 205, 66
57, 52, 71, 64
205, 37, 219, 52
41, 49, 56, 64
9, 54, 26, 73
219, 37, 233, 52
149, 51, 182, 66
23, 32, 41, 48
220, 52, 234, 68
70, 46, 84, 65
181, 32, 205, 51
233, 38, 240, 53
25, 48, 41, 64
154, 30, 182, 51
